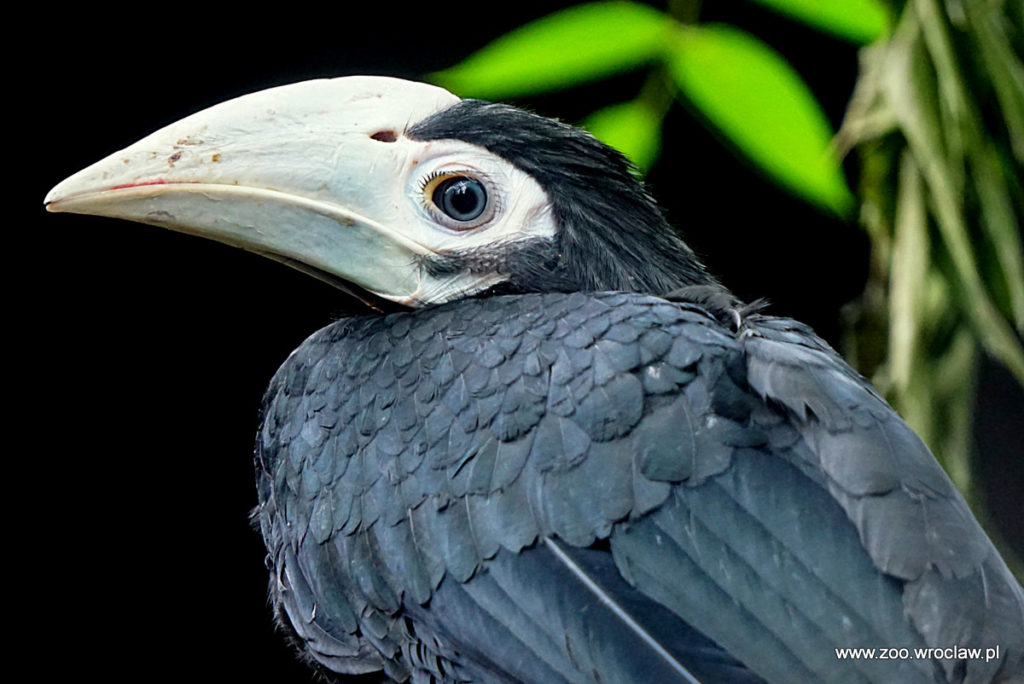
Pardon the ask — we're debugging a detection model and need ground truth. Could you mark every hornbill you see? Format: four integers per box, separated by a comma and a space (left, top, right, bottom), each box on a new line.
46, 77, 1023, 683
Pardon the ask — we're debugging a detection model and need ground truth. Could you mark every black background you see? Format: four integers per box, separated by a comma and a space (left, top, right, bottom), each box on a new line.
23, 2, 1020, 680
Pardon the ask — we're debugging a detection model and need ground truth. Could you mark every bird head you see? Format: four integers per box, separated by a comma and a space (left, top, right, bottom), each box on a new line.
46, 76, 715, 309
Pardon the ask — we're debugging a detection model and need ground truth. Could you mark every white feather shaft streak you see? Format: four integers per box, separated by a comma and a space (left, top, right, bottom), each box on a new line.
542, 537, 703, 684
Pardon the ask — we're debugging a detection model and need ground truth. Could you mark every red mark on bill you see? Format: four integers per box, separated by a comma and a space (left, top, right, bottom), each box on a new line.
111, 179, 170, 190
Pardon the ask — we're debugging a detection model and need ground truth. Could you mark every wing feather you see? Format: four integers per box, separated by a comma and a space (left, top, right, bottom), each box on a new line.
255, 292, 1023, 682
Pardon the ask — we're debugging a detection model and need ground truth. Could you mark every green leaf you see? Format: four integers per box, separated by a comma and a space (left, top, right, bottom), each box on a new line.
745, 0, 890, 44
667, 24, 854, 214
431, 2, 674, 99
581, 100, 663, 171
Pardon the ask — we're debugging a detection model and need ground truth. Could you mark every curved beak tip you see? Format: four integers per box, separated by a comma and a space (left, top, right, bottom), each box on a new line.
44, 185, 62, 211
45, 173, 87, 212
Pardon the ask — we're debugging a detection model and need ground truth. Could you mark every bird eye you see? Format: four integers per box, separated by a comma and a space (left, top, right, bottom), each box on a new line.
430, 175, 489, 226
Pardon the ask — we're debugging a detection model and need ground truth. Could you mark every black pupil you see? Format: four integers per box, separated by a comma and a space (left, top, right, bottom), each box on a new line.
434, 177, 487, 222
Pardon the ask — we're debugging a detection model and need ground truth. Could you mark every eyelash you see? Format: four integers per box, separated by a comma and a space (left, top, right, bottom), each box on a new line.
417, 169, 447, 194
417, 168, 483, 209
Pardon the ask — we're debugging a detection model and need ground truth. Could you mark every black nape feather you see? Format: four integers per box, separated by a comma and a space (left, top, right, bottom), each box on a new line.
409, 100, 724, 297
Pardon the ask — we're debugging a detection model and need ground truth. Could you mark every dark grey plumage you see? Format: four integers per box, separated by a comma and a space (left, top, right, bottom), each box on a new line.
254, 291, 1023, 683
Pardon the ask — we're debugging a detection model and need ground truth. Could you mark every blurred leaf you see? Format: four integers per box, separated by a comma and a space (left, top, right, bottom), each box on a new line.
667, 24, 854, 214
746, 0, 890, 43
431, 2, 674, 99
888, 152, 929, 391
928, 326, 978, 495
880, 14, 1024, 382
914, 0, 970, 179
581, 99, 663, 171
963, 0, 1024, 164
973, 143, 1024, 330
